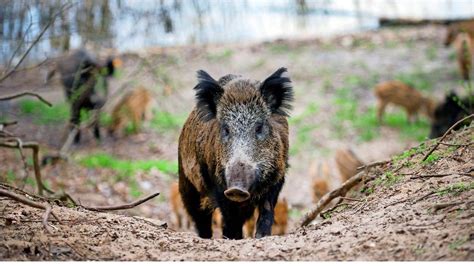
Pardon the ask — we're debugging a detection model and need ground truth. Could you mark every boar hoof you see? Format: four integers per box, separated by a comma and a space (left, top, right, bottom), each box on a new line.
224, 187, 250, 202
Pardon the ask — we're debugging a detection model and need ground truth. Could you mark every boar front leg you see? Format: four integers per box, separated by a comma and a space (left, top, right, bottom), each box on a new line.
255, 180, 283, 238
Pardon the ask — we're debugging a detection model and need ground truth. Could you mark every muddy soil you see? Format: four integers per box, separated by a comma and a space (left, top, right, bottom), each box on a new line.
0, 25, 473, 260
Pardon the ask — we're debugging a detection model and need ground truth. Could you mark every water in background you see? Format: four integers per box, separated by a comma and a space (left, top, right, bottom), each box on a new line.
1, 0, 473, 64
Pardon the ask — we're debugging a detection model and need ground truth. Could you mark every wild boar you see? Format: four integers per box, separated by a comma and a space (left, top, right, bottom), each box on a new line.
49, 49, 121, 143
243, 198, 288, 238
310, 161, 330, 203
108, 86, 154, 137
178, 68, 293, 239
430, 92, 474, 138
454, 33, 473, 81
335, 148, 364, 182
444, 19, 474, 47
374, 80, 436, 123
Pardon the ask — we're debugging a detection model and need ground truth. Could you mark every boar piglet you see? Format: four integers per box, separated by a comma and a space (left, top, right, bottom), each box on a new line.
178, 68, 293, 239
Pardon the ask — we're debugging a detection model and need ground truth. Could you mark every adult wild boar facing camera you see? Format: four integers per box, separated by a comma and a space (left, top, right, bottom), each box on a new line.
178, 68, 293, 239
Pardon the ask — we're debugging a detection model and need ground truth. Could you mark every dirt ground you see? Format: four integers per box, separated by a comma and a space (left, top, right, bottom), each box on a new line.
0, 25, 473, 260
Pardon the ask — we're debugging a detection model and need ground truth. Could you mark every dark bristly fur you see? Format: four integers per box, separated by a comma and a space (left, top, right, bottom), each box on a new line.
430, 92, 474, 138
194, 70, 224, 121
179, 68, 293, 240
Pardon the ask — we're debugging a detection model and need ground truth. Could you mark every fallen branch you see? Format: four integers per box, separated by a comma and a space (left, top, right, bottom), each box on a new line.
0, 121, 18, 127
0, 188, 58, 233
356, 159, 390, 171
421, 114, 474, 162
78, 192, 160, 212
0, 141, 53, 195
438, 141, 474, 147
300, 170, 369, 227
432, 201, 463, 212
406, 172, 473, 180
0, 92, 52, 107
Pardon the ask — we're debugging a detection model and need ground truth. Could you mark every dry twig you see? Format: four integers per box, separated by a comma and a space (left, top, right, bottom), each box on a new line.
0, 92, 52, 107
0, 188, 58, 233
0, 141, 53, 195
406, 172, 473, 179
300, 170, 370, 227
356, 159, 390, 171
0, 3, 72, 83
78, 192, 160, 212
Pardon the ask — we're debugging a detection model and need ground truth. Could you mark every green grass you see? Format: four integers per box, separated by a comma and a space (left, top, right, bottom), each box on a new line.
437, 182, 474, 196
289, 103, 319, 155
448, 236, 468, 250
19, 99, 69, 124
370, 172, 401, 188
393, 142, 427, 162
332, 85, 428, 142
78, 153, 178, 178
383, 111, 430, 141
422, 153, 440, 165
150, 111, 186, 132
268, 43, 290, 54
288, 208, 303, 219
395, 68, 433, 91
425, 45, 438, 61
207, 49, 234, 61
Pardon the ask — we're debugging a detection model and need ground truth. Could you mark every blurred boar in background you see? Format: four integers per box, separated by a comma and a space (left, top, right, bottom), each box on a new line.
374, 80, 435, 123
178, 68, 293, 239
170, 181, 191, 230
47, 49, 121, 143
335, 148, 364, 182
430, 92, 474, 138
310, 162, 330, 203
454, 33, 473, 81
444, 19, 474, 47
108, 86, 154, 137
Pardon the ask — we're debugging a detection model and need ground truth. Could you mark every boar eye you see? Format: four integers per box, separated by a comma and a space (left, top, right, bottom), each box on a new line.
221, 124, 230, 139
255, 122, 265, 139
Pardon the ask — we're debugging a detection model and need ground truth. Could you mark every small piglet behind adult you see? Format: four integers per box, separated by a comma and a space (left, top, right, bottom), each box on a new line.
178, 68, 293, 239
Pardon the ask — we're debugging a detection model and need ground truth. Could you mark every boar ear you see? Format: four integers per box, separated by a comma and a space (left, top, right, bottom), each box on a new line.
260, 67, 294, 116
194, 70, 224, 121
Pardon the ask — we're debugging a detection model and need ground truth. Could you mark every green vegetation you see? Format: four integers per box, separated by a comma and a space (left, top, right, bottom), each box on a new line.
250, 58, 266, 69
268, 43, 290, 54
150, 111, 186, 132
289, 103, 319, 155
370, 172, 402, 192
448, 236, 468, 250
6, 170, 16, 183
19, 99, 69, 124
288, 208, 303, 219
395, 68, 433, 91
79, 153, 178, 178
332, 86, 429, 142
437, 182, 474, 196
207, 49, 234, 61
425, 44, 438, 61
422, 153, 440, 165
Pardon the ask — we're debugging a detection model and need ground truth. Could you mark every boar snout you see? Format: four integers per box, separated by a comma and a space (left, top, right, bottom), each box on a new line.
224, 187, 250, 202
224, 162, 254, 202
